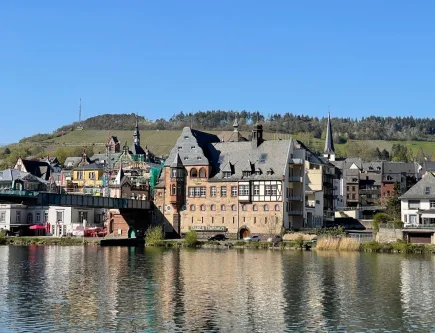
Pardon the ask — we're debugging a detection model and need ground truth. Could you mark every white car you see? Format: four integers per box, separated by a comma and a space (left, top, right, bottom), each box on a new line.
243, 235, 261, 242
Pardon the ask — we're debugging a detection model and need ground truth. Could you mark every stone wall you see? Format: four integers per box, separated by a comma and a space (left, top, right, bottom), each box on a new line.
376, 228, 403, 243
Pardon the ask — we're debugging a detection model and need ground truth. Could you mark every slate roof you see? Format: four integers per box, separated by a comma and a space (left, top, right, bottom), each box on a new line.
91, 153, 122, 165
130, 143, 145, 155
21, 159, 51, 181
218, 131, 248, 142
165, 127, 220, 167
399, 172, 435, 200
362, 162, 383, 172
382, 162, 417, 182
73, 162, 104, 171
0, 168, 47, 184
207, 139, 292, 181
64, 157, 82, 169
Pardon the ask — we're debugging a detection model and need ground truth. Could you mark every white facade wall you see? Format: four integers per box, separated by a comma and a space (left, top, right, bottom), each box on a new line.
401, 199, 435, 226
48, 206, 95, 236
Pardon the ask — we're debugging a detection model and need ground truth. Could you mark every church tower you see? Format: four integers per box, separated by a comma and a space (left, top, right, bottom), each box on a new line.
323, 112, 335, 161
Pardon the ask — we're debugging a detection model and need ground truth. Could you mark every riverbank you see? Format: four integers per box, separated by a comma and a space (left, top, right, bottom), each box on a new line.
0, 237, 101, 246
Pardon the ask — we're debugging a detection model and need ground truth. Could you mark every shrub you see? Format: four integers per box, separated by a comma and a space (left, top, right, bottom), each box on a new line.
373, 213, 390, 233
295, 236, 304, 249
361, 241, 383, 252
184, 230, 198, 247
145, 226, 164, 246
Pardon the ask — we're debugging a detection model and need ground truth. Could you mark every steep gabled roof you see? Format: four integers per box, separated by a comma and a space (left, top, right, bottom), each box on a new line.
170, 152, 183, 168
21, 159, 51, 181
399, 172, 435, 200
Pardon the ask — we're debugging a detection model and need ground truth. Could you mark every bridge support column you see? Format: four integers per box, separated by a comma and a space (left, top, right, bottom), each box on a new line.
108, 208, 152, 238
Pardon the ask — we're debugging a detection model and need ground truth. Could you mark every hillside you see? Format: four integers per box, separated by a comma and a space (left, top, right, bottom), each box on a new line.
2, 111, 435, 168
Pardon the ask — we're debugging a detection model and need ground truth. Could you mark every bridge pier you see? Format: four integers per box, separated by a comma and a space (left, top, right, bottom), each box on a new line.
107, 208, 152, 239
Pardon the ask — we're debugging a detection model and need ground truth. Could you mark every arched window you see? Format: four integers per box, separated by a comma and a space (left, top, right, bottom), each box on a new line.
274, 204, 280, 211
231, 204, 236, 211
242, 204, 247, 211
190, 168, 198, 178
200, 204, 206, 211
221, 205, 226, 211
190, 205, 195, 211
171, 184, 176, 195
253, 204, 258, 211
210, 204, 216, 211
264, 205, 269, 211
199, 167, 207, 178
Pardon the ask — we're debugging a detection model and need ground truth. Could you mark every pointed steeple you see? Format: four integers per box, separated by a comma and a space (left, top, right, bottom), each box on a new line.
115, 165, 124, 185
324, 112, 335, 161
233, 114, 239, 132
133, 114, 140, 146
170, 152, 183, 168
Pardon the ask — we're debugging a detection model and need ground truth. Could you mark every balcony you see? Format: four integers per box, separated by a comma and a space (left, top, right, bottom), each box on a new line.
289, 195, 302, 201
288, 210, 303, 216
289, 176, 303, 182
289, 158, 304, 165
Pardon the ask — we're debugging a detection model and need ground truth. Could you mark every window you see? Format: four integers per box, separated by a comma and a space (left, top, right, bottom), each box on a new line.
44, 212, 48, 223
265, 185, 271, 195
238, 185, 249, 196
172, 169, 177, 178
0, 211, 5, 222
231, 204, 236, 211
178, 146, 182, 150
346, 186, 349, 191
408, 200, 420, 209
271, 185, 277, 196
264, 205, 269, 211
189, 187, 195, 197
221, 204, 226, 211
253, 205, 258, 211
221, 186, 227, 197
223, 171, 232, 178
89, 172, 95, 180
27, 213, 33, 223
352, 186, 355, 191
431, 201, 435, 208
171, 184, 176, 195
195, 187, 201, 197
56, 211, 63, 223
426, 186, 431, 195
242, 204, 247, 211
404, 215, 407, 223
409, 215, 416, 224
210, 187, 217, 197
200, 205, 206, 211
16, 211, 21, 223
210, 204, 216, 211
200, 187, 206, 197
77, 171, 84, 180
190, 168, 198, 178
79, 211, 88, 223
36, 212, 41, 223
243, 171, 251, 177
199, 168, 207, 178
275, 204, 280, 211
231, 186, 237, 197
254, 185, 260, 195
190, 205, 195, 211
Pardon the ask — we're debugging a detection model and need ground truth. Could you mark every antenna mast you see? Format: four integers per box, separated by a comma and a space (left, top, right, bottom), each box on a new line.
77, 98, 83, 130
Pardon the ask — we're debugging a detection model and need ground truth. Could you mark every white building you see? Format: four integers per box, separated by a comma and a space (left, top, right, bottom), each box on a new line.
0, 204, 105, 236
400, 172, 435, 227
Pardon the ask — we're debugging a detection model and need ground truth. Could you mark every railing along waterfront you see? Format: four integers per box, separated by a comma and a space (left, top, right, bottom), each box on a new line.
0, 189, 39, 197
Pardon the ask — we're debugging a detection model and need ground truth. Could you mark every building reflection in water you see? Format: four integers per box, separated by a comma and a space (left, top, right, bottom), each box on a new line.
1, 247, 435, 332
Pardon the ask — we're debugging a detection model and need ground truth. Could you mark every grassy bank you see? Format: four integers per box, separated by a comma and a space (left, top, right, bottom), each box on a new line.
0, 237, 101, 246
316, 237, 435, 253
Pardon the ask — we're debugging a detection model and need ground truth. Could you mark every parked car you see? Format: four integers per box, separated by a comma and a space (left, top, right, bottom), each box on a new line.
267, 235, 282, 243
244, 235, 261, 242
208, 234, 228, 241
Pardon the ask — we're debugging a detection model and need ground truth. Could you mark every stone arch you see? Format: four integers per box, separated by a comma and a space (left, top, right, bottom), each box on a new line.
190, 168, 198, 178
239, 226, 250, 239
199, 167, 207, 178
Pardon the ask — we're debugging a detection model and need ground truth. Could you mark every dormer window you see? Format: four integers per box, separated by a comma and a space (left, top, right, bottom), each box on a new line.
197, 156, 202, 160
223, 171, 231, 178
178, 146, 182, 150
377, 167, 381, 171
184, 156, 188, 160
191, 146, 196, 149
184, 136, 189, 139
243, 171, 251, 177
266, 168, 274, 176
255, 169, 261, 176
425, 186, 431, 195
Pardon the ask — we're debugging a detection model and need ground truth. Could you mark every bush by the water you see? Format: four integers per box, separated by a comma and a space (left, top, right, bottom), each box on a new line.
184, 231, 198, 247
145, 226, 164, 246
316, 237, 361, 251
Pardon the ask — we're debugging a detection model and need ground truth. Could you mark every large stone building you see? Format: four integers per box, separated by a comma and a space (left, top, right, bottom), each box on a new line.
154, 122, 333, 238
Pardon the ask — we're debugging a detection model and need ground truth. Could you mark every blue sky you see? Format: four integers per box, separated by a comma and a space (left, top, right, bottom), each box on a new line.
2, 1, 435, 144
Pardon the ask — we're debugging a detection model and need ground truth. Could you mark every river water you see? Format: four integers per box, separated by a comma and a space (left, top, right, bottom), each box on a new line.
0, 246, 435, 333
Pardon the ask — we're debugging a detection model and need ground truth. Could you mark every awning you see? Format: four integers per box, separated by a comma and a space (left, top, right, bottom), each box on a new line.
29, 225, 46, 230
421, 213, 435, 218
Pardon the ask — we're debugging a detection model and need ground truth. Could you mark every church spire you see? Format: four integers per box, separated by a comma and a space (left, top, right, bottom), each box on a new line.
324, 112, 335, 161
133, 114, 140, 146
233, 114, 239, 132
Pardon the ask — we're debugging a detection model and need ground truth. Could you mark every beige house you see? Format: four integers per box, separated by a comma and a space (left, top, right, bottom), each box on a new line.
154, 123, 330, 239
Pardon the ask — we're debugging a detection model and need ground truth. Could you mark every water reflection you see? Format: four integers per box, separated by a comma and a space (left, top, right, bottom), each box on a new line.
1, 247, 435, 332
